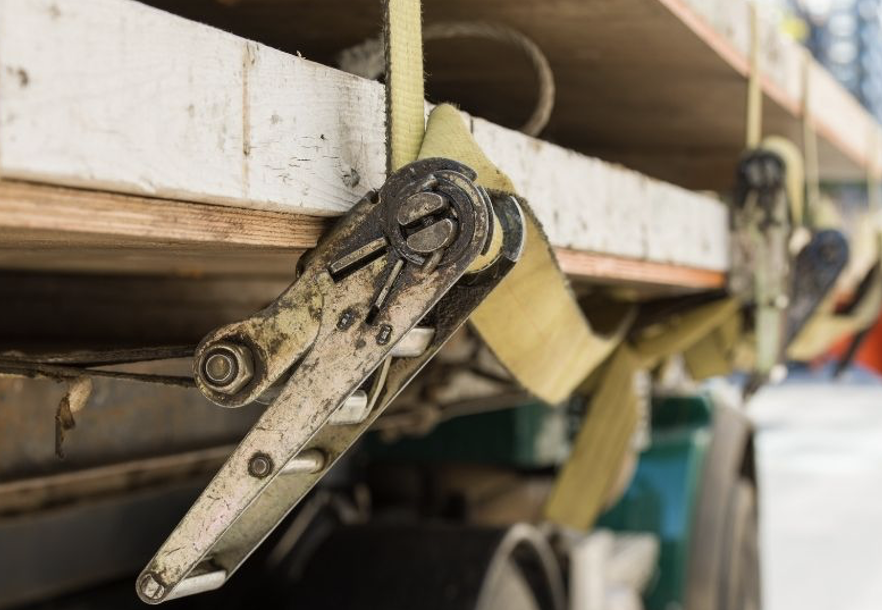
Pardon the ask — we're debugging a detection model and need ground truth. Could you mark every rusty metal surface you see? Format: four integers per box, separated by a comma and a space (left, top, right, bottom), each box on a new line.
137, 159, 524, 603
0, 479, 209, 609
0, 445, 233, 515
0, 376, 260, 481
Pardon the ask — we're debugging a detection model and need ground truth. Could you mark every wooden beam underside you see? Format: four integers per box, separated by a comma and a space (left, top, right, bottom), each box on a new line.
0, 180, 725, 289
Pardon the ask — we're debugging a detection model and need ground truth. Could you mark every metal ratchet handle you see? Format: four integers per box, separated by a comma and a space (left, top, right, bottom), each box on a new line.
185, 195, 525, 594
136, 158, 510, 604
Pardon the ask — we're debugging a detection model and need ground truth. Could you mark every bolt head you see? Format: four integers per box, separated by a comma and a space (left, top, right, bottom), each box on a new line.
376, 324, 393, 345
337, 308, 357, 330
248, 453, 274, 478
198, 341, 254, 395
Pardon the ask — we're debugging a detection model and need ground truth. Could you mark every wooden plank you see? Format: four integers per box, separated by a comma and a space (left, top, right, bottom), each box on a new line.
0, 179, 726, 290
556, 248, 726, 291
0, 0, 386, 217
0, 181, 327, 249
472, 118, 729, 266
0, 180, 323, 275
0, 0, 729, 277
139, 0, 882, 187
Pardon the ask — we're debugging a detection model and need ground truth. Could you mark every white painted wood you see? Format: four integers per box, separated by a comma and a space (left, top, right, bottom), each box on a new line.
473, 119, 730, 270
0, 0, 387, 215
0, 0, 729, 271
0, 0, 248, 204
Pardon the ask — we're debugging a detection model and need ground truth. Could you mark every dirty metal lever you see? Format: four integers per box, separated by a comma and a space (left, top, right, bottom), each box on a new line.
136, 158, 525, 604
786, 229, 849, 346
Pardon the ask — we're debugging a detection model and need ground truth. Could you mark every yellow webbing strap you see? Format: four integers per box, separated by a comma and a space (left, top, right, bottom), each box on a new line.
384, 0, 425, 173
383, 0, 623, 403
418, 105, 628, 404
869, 128, 882, 214
745, 5, 807, 223
746, 3, 763, 149
761, 135, 805, 228
630, 299, 742, 369
544, 345, 641, 529
684, 311, 743, 379
745, 7, 805, 224
802, 50, 821, 224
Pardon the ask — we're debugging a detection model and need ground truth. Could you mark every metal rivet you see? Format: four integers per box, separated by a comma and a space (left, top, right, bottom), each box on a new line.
204, 352, 236, 385
248, 453, 274, 478
376, 324, 393, 345
138, 573, 166, 602
337, 309, 356, 330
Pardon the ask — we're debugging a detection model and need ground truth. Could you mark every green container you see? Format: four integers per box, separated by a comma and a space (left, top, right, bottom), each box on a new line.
366, 401, 572, 468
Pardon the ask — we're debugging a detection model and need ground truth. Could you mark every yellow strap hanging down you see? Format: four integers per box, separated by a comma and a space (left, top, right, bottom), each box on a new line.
544, 298, 740, 529
802, 50, 821, 224
746, 3, 763, 150
418, 107, 631, 404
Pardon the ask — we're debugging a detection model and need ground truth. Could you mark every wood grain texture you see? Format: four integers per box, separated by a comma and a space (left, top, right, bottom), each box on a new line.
0, 180, 323, 274
0, 0, 730, 273
0, 181, 327, 248
0, 179, 726, 289
139, 0, 882, 188
555, 248, 726, 291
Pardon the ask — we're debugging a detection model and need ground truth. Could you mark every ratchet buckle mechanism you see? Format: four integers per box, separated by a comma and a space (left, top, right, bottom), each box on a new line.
135, 158, 525, 604
734, 149, 849, 375
734, 149, 793, 375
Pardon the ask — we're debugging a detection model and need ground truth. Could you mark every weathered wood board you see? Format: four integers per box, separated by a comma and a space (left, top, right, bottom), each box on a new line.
139, 0, 882, 188
0, 0, 730, 277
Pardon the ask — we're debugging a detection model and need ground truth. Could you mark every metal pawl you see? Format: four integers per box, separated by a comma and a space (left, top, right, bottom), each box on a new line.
786, 229, 849, 346
136, 157, 525, 604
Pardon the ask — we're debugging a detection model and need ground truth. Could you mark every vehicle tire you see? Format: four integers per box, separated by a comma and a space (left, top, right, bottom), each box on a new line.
718, 480, 761, 610
686, 404, 761, 610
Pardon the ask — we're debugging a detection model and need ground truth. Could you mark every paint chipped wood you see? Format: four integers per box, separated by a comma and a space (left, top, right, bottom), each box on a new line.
0, 0, 730, 277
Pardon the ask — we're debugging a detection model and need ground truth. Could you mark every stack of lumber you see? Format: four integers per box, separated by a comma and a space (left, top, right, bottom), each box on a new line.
1, 0, 879, 290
